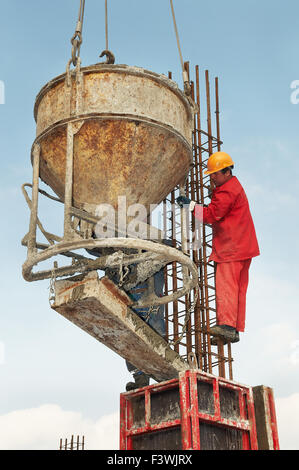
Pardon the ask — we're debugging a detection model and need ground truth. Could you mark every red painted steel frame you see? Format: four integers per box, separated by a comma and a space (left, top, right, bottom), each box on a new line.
181, 370, 258, 450
267, 387, 280, 450
120, 379, 181, 450
120, 370, 260, 450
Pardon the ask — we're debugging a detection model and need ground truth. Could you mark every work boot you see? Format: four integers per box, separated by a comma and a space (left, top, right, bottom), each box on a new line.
126, 372, 150, 392
210, 325, 239, 343
211, 330, 240, 345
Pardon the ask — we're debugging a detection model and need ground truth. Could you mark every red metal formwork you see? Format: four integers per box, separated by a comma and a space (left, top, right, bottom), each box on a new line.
120, 378, 182, 451
266, 387, 280, 450
180, 370, 258, 450
120, 370, 260, 450
252, 385, 280, 450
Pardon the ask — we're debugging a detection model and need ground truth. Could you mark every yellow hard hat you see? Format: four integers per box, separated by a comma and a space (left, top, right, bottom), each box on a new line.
204, 152, 234, 175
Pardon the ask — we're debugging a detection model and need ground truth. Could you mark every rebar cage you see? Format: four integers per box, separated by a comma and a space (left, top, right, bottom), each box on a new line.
162, 64, 234, 380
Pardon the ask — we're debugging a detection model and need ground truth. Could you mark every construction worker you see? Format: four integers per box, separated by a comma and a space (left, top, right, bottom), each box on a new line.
125, 269, 166, 391
87, 231, 169, 391
176, 152, 259, 344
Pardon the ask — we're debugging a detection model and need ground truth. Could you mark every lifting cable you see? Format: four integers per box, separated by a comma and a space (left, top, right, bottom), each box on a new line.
169, 0, 190, 94
70, 1, 188, 72
70, 0, 86, 66
69, 0, 114, 66
100, 0, 115, 64
105, 0, 109, 50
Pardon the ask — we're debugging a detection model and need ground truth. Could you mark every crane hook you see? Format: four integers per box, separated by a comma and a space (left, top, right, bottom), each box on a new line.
99, 50, 115, 64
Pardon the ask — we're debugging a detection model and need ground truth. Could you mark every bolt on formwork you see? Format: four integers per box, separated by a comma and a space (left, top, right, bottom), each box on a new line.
163, 63, 234, 380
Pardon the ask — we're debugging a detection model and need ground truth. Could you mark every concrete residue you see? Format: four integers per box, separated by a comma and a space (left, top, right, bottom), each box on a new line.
52, 270, 188, 382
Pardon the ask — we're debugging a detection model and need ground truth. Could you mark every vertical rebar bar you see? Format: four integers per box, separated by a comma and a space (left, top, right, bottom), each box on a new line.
215, 77, 221, 152
194, 66, 207, 371
217, 342, 225, 378
204, 70, 215, 373
228, 342, 233, 380
183, 61, 193, 357
205, 70, 213, 156
191, 71, 203, 368
171, 189, 179, 353
163, 198, 169, 343
161, 64, 233, 378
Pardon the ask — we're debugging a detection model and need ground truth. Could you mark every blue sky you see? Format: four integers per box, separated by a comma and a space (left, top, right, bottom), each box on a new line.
0, 0, 298, 449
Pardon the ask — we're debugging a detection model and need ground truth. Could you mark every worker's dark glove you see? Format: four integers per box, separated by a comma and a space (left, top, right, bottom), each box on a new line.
176, 196, 196, 212
176, 195, 191, 208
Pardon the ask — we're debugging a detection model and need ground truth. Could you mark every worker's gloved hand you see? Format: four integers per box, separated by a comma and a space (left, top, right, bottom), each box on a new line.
176, 196, 196, 212
176, 195, 191, 208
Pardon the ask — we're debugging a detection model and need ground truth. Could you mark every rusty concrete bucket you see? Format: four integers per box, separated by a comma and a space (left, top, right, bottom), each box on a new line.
33, 63, 194, 213
22, 62, 198, 309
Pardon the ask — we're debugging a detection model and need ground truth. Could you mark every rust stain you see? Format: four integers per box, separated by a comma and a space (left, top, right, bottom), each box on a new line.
38, 118, 190, 209
100, 276, 133, 306
57, 276, 97, 296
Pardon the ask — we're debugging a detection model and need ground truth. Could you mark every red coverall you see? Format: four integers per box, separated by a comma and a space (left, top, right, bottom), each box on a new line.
193, 176, 259, 332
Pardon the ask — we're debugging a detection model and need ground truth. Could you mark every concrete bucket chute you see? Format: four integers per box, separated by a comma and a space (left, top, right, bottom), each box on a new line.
22, 0, 199, 321
20, 0, 204, 388
22, 62, 198, 308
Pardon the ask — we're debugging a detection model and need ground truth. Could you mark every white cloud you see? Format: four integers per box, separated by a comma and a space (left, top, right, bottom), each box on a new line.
0, 404, 119, 450
230, 138, 299, 212
244, 182, 297, 211
0, 342, 5, 364
247, 270, 299, 331
233, 270, 299, 393
258, 323, 297, 360
231, 137, 294, 167
289, 340, 299, 366
276, 394, 299, 450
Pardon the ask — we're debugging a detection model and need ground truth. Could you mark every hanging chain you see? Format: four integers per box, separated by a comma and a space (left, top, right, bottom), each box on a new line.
70, 0, 86, 66
118, 260, 129, 287
48, 263, 57, 306
106, 251, 129, 287
144, 305, 160, 322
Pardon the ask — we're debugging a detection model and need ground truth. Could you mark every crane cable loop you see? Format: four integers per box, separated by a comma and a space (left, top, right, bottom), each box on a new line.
70, 0, 86, 67
71, 36, 82, 67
